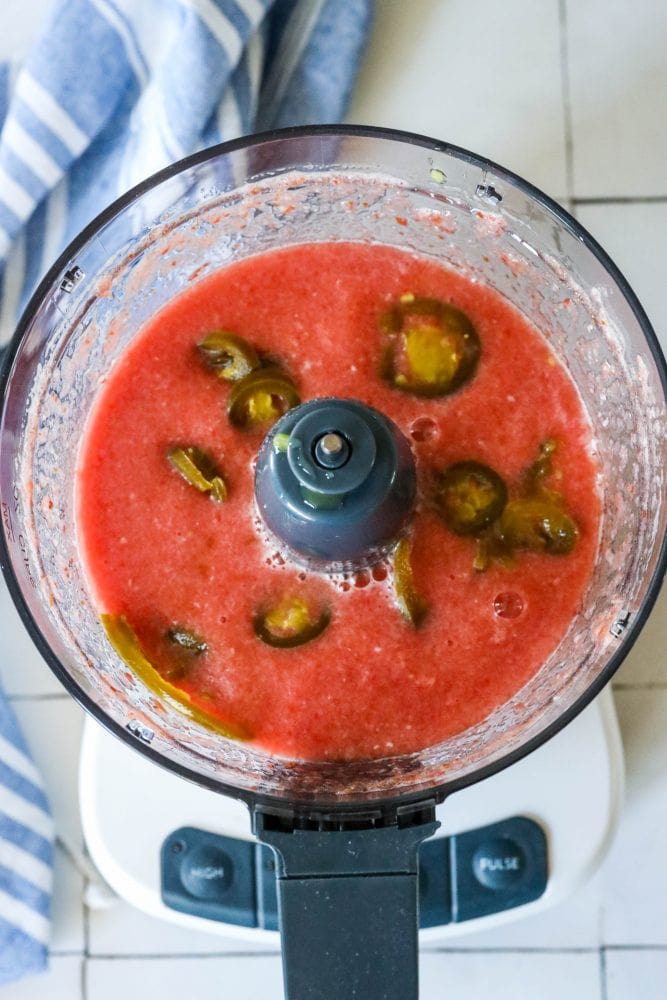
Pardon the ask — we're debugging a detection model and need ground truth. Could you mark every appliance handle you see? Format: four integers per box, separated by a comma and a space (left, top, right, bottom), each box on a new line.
255, 808, 439, 1000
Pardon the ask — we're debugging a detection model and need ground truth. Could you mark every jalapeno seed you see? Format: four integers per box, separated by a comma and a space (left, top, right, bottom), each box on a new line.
167, 626, 208, 655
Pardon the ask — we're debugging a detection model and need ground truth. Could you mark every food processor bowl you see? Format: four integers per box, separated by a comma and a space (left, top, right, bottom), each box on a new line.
1, 127, 666, 999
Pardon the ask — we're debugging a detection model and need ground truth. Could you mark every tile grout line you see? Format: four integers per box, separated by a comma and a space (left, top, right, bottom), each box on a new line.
602, 945, 667, 952
85, 951, 283, 961
75, 945, 667, 968
78, 943, 667, 961
82, 858, 90, 1000
7, 692, 71, 701
573, 195, 667, 206
557, 0, 575, 212
425, 947, 605, 955
613, 682, 667, 691
84, 947, 604, 960
599, 947, 609, 1000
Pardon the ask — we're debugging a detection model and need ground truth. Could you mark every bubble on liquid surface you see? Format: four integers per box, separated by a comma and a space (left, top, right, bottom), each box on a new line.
493, 591, 524, 619
410, 417, 438, 442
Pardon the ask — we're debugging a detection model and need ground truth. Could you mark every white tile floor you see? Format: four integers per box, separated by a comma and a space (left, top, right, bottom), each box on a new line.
606, 949, 667, 1000
348, 0, 569, 199
2, 0, 667, 997
568, 0, 667, 199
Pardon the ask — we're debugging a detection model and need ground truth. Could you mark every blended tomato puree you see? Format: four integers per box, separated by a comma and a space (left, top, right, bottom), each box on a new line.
77, 243, 600, 761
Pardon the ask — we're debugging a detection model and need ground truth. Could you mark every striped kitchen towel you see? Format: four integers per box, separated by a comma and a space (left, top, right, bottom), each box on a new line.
0, 0, 373, 342
0, 697, 54, 986
0, 0, 373, 985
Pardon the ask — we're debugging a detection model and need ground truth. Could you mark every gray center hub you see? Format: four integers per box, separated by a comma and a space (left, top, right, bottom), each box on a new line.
254, 397, 417, 568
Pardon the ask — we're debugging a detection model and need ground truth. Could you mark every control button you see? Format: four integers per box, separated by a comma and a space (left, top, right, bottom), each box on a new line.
160, 827, 256, 927
451, 816, 547, 922
418, 836, 452, 928
159, 817, 546, 932
180, 844, 233, 899
472, 838, 526, 890
255, 844, 279, 931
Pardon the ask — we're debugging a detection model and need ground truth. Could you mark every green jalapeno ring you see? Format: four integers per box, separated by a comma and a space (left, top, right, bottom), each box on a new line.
467, 441, 580, 570
380, 295, 481, 398
436, 461, 508, 536
253, 600, 331, 649
496, 497, 579, 555
197, 331, 260, 381
228, 366, 301, 429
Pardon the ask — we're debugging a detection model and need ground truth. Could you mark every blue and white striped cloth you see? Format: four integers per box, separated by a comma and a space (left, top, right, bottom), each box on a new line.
0, 0, 373, 343
0, 699, 53, 985
0, 0, 372, 985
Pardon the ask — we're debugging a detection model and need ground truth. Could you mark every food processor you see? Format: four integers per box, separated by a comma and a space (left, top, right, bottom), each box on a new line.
1, 126, 666, 999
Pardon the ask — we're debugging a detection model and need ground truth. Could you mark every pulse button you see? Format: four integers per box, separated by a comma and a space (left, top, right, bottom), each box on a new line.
450, 817, 547, 921
472, 837, 526, 890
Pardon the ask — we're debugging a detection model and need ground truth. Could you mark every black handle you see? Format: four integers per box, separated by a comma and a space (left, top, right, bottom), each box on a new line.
255, 808, 439, 1000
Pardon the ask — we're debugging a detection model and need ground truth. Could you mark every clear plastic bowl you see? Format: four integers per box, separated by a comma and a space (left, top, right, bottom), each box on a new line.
1, 126, 666, 812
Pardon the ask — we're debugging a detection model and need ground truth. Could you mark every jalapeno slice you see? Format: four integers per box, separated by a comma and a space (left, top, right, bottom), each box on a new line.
101, 614, 247, 739
496, 498, 579, 555
381, 295, 480, 397
392, 537, 428, 627
167, 446, 227, 502
436, 461, 508, 535
523, 438, 557, 494
197, 331, 260, 381
167, 626, 208, 655
253, 596, 330, 648
440, 441, 582, 570
228, 367, 300, 429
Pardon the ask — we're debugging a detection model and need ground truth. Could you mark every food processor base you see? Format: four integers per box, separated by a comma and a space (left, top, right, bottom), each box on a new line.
79, 688, 622, 942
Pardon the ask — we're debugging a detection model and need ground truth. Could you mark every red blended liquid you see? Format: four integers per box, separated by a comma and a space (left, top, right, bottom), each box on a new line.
77, 243, 600, 761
